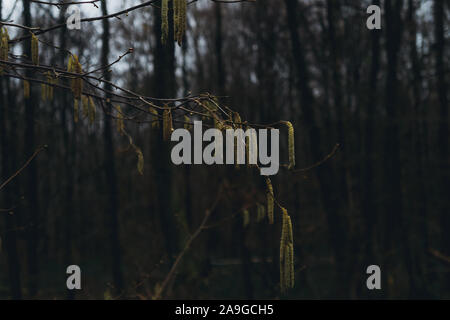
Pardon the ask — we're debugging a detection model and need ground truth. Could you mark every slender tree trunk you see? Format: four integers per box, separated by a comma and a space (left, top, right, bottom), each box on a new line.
0, 1, 22, 298
434, 0, 449, 292
384, 0, 416, 297
360, 0, 381, 299
284, 0, 348, 297
56, 4, 76, 300
101, 0, 124, 295
22, 0, 39, 298
406, 0, 430, 297
181, 40, 193, 231
152, 0, 178, 263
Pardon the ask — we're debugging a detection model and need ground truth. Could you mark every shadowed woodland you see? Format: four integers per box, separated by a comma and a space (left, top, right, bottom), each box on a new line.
0, 0, 449, 299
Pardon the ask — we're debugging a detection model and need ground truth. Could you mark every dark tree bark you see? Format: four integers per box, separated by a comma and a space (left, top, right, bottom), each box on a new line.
384, 0, 416, 297
22, 0, 39, 298
284, 0, 349, 296
406, 0, 430, 297
101, 0, 124, 295
434, 0, 449, 292
0, 0, 22, 299
361, 0, 381, 298
152, 0, 178, 263
56, 4, 76, 300
434, 0, 449, 257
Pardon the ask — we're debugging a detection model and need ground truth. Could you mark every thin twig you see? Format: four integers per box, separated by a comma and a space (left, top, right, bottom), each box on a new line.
154, 186, 223, 300
0, 145, 47, 192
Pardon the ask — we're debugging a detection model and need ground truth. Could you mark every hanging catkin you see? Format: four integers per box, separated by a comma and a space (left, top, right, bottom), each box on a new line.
162, 108, 172, 141
266, 177, 274, 224
88, 96, 96, 124
280, 207, 294, 292
280, 211, 287, 288
31, 33, 39, 65
68, 55, 74, 72
149, 107, 159, 129
184, 115, 192, 130
41, 84, 47, 102
69, 55, 83, 99
257, 203, 265, 223
46, 72, 55, 101
284, 121, 295, 169
82, 95, 89, 118
135, 147, 144, 175
0, 27, 9, 59
161, 0, 169, 44
178, 0, 187, 45
280, 208, 288, 260
116, 105, 125, 134
243, 209, 250, 228
233, 112, 242, 129
0, 28, 8, 75
173, 0, 179, 41
23, 80, 30, 99
0, 27, 9, 74
287, 243, 294, 288
171, 0, 186, 45
74, 99, 79, 123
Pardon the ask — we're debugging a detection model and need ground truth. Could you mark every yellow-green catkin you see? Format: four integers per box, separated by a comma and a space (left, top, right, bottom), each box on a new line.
23, 80, 30, 99
68, 55, 74, 72
31, 33, 39, 65
280, 209, 288, 260
82, 95, 89, 118
69, 55, 83, 99
41, 83, 47, 102
0, 27, 9, 59
214, 118, 223, 131
41, 72, 54, 102
178, 0, 187, 45
116, 105, 125, 134
285, 121, 295, 169
46, 72, 55, 101
184, 115, 192, 130
162, 108, 172, 141
280, 211, 287, 288
280, 207, 294, 292
0, 27, 9, 74
135, 146, 144, 175
161, 0, 169, 44
287, 243, 294, 288
266, 178, 274, 224
257, 203, 265, 223
88, 96, 96, 124
74, 99, 79, 123
149, 107, 159, 129
172, 0, 186, 45
173, 0, 179, 42
233, 112, 242, 129
243, 209, 250, 228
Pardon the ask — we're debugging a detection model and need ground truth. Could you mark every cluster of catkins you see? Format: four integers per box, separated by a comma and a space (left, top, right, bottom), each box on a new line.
161, 0, 187, 46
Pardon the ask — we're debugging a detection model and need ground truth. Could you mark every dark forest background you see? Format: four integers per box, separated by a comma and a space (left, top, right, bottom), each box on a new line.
0, 0, 449, 299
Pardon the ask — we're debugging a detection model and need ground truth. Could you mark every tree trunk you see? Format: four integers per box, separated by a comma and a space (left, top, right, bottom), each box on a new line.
361, 0, 381, 298
384, 0, 416, 297
22, 0, 39, 298
101, 0, 124, 295
284, 0, 348, 297
0, 1, 22, 298
434, 0, 449, 292
152, 0, 178, 264
57, 4, 76, 300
